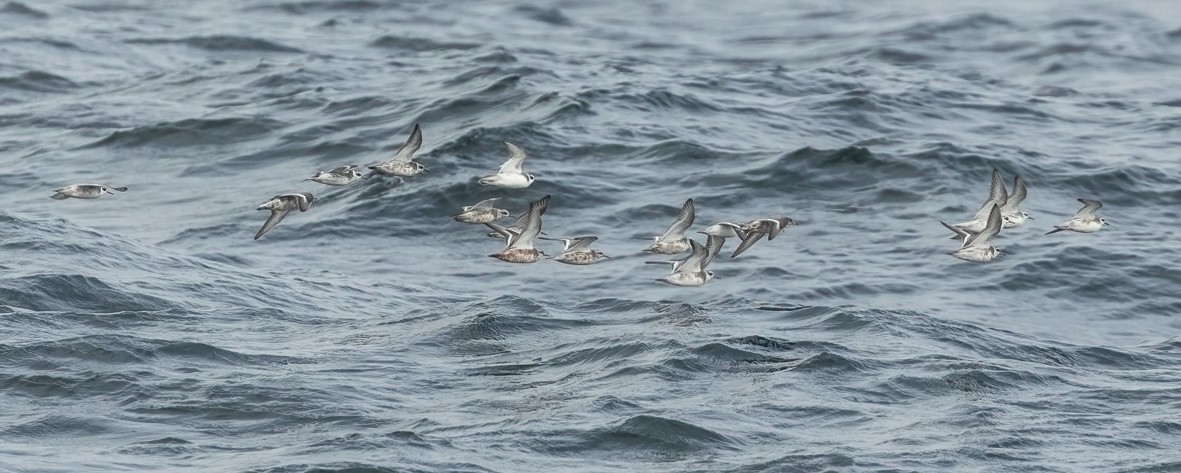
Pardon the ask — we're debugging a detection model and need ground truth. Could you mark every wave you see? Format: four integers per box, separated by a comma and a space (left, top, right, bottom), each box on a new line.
84, 116, 287, 148
125, 35, 304, 53
0, 1, 47, 18
0, 70, 77, 93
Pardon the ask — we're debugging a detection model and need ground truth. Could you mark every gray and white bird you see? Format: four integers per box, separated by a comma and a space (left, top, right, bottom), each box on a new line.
454, 197, 511, 224
951, 169, 1008, 235
655, 235, 724, 287
1001, 174, 1032, 228
478, 142, 534, 189
729, 217, 795, 258
486, 195, 550, 263
945, 203, 1003, 263
643, 198, 695, 254
305, 165, 364, 186
369, 123, 427, 178
1046, 198, 1108, 235
255, 192, 314, 240
50, 184, 128, 200
542, 235, 608, 265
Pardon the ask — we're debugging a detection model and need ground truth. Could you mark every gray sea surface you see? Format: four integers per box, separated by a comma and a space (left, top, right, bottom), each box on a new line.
2, 0, 1181, 471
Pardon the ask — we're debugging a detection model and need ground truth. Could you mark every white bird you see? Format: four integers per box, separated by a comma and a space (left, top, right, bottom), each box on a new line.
946, 203, 1003, 262
643, 198, 694, 254
478, 142, 534, 189
656, 235, 724, 287
951, 169, 1007, 235
1046, 198, 1108, 235
255, 192, 314, 240
305, 165, 364, 186
369, 124, 427, 178
51, 184, 128, 200
1001, 174, 1032, 228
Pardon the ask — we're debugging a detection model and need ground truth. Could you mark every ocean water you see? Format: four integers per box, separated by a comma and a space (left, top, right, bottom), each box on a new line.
2, 0, 1181, 471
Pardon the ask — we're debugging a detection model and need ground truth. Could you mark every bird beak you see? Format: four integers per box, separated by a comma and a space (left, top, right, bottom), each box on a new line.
421, 168, 430, 173
1027, 215, 1035, 220
601, 255, 612, 259
105, 189, 115, 195
1103, 220, 1111, 226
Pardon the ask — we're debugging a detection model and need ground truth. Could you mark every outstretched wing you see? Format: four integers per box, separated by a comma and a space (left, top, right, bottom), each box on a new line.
467, 197, 501, 211
677, 239, 710, 273
658, 198, 695, 241
486, 222, 519, 248
966, 204, 1002, 247
701, 235, 724, 269
972, 169, 1008, 220
255, 209, 291, 240
498, 142, 528, 174
941, 220, 971, 248
1076, 198, 1102, 218
391, 124, 423, 163
730, 230, 765, 258
510, 194, 549, 250
566, 236, 598, 252
1002, 175, 1027, 212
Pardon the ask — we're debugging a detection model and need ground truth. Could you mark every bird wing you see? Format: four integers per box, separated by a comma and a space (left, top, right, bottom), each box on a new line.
497, 142, 527, 174
509, 194, 549, 250
1001, 175, 1027, 212
701, 234, 724, 269
966, 204, 1002, 247
1076, 198, 1102, 218
678, 239, 709, 273
467, 197, 501, 211
971, 169, 1008, 220
486, 222, 519, 248
391, 124, 423, 163
658, 198, 695, 241
729, 230, 765, 258
254, 209, 291, 240
941, 220, 971, 248
566, 236, 598, 252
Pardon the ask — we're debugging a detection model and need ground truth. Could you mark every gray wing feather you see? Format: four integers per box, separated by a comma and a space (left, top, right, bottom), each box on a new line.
972, 169, 1008, 220
1076, 198, 1102, 217
1002, 175, 1027, 212
730, 231, 764, 258
498, 142, 527, 174
510, 194, 549, 250
566, 236, 598, 252
659, 198, 695, 241
941, 220, 971, 248
702, 235, 724, 269
678, 239, 709, 273
392, 124, 423, 163
967, 204, 1002, 247
255, 209, 291, 240
468, 197, 501, 211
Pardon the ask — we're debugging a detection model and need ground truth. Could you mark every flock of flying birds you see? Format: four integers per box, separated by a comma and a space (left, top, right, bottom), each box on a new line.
939, 168, 1109, 262
49, 125, 1108, 286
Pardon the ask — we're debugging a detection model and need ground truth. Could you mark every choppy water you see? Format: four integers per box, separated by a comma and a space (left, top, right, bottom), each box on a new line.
3, 0, 1181, 471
